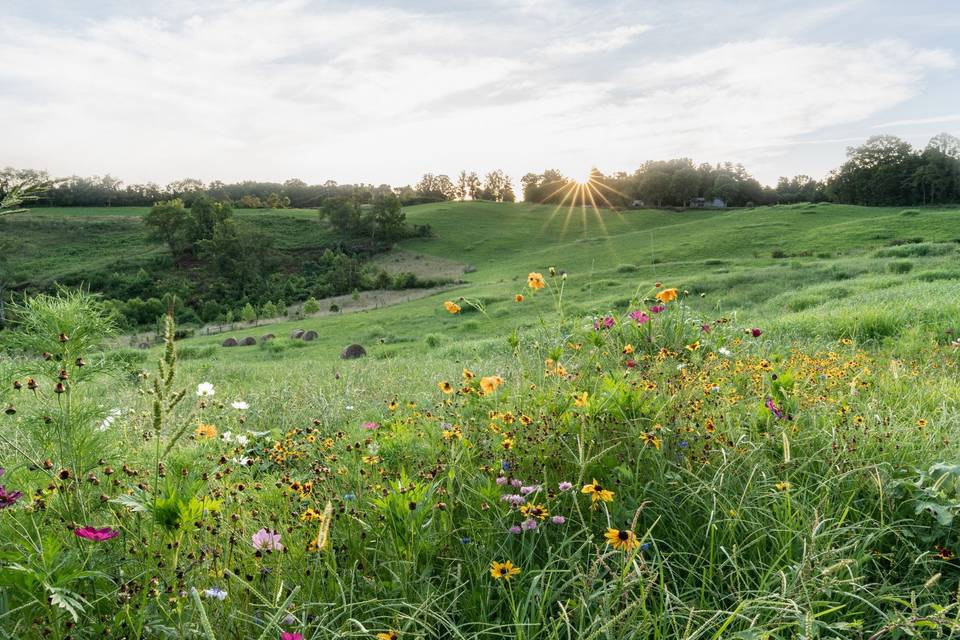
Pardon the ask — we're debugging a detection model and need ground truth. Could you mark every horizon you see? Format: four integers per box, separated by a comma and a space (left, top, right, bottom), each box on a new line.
2, 1, 959, 188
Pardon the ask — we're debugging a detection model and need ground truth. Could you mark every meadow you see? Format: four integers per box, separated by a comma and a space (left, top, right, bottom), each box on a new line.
3, 201, 960, 639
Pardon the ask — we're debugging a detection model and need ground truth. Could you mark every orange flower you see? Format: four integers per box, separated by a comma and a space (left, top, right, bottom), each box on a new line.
655, 288, 678, 303
444, 300, 461, 314
515, 294, 524, 302
438, 381, 454, 394
527, 272, 546, 289
480, 375, 504, 395
194, 423, 217, 441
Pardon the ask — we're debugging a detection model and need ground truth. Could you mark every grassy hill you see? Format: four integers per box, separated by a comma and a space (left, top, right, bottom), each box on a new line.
4, 201, 960, 637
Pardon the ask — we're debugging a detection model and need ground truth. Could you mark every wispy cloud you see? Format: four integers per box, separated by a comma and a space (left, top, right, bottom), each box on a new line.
545, 24, 651, 55
873, 113, 960, 128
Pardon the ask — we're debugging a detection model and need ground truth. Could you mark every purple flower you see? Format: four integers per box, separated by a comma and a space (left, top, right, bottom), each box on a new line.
550, 515, 566, 525
649, 305, 666, 314
701, 323, 712, 333
362, 421, 379, 431
521, 518, 538, 531
74, 526, 119, 541
765, 397, 784, 420
508, 525, 522, 535
501, 494, 526, 506
593, 316, 616, 330
558, 481, 573, 491
519, 485, 541, 496
629, 310, 650, 324
495, 476, 508, 486
251, 528, 283, 551
0, 489, 22, 509
510, 478, 522, 488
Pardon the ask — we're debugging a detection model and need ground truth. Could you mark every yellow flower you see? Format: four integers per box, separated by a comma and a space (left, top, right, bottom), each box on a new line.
527, 272, 546, 289
639, 432, 662, 449
480, 375, 504, 395
307, 501, 333, 552
462, 368, 475, 381
520, 503, 549, 520
438, 381, 454, 394
573, 391, 589, 407
490, 560, 521, 581
376, 632, 399, 640
686, 340, 701, 351
444, 300, 461, 314
622, 344, 634, 354
194, 423, 217, 440
581, 479, 614, 503
655, 288, 678, 303
775, 481, 791, 492
387, 400, 398, 411
515, 294, 524, 302
604, 527, 641, 551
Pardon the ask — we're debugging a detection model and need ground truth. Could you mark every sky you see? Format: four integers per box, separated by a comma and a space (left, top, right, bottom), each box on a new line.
1, 0, 959, 189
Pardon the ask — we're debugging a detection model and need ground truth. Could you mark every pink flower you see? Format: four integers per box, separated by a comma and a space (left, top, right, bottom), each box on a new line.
251, 528, 283, 551
628, 310, 649, 324
495, 476, 508, 486
280, 633, 303, 640
362, 421, 379, 431
558, 481, 573, 491
649, 305, 666, 314
74, 526, 119, 541
551, 515, 566, 525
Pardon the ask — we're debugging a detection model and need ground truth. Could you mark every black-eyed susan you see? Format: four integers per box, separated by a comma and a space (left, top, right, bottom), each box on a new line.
775, 481, 791, 492
581, 479, 614, 503
604, 527, 640, 551
376, 632, 399, 640
438, 381, 454, 394
480, 375, 504, 395
520, 503, 549, 520
490, 560, 521, 581
515, 294, 524, 302
573, 391, 589, 407
463, 368, 475, 381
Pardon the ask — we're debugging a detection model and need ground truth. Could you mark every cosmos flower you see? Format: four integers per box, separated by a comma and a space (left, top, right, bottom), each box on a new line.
196, 382, 215, 397
490, 560, 521, 580
527, 272, 545, 289
280, 633, 303, 640
0, 485, 23, 509
628, 310, 649, 324
649, 305, 666, 314
194, 423, 217, 440
765, 398, 784, 419
443, 300, 461, 314
479, 376, 504, 395
251, 528, 283, 551
362, 421, 380, 431
231, 401, 249, 410
604, 527, 641, 551
74, 526, 119, 541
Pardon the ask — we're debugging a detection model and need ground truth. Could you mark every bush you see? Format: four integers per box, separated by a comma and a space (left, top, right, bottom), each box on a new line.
900, 209, 921, 217
888, 260, 914, 274
616, 264, 639, 273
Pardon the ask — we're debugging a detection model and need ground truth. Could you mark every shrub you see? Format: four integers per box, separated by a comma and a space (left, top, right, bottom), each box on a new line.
888, 260, 914, 274
900, 209, 921, 216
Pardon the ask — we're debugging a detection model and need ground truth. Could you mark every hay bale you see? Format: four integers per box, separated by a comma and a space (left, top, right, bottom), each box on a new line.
340, 343, 366, 359
290, 329, 305, 339
240, 336, 257, 346
302, 330, 319, 342
222, 337, 239, 347
261, 334, 275, 343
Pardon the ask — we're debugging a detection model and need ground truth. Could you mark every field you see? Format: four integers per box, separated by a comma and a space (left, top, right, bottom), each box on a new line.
3, 201, 960, 639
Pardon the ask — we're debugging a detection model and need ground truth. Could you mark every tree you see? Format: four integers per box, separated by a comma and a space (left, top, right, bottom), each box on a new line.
669, 168, 699, 206
144, 199, 191, 256
372, 193, 407, 240
466, 172, 482, 200
481, 170, 512, 202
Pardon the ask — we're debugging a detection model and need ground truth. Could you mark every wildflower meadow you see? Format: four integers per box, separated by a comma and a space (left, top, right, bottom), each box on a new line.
2, 266, 960, 639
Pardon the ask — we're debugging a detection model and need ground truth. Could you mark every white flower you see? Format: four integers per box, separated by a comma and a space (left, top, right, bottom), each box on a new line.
235, 434, 249, 447
345, 405, 355, 411
231, 401, 249, 411
97, 408, 122, 431
221, 431, 233, 443
676, 364, 686, 371
196, 382, 215, 397
204, 587, 228, 600
718, 347, 732, 357
232, 456, 251, 465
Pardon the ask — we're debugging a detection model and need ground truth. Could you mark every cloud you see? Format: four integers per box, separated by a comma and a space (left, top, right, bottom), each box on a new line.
0, 2, 954, 187
545, 24, 651, 56
872, 113, 960, 128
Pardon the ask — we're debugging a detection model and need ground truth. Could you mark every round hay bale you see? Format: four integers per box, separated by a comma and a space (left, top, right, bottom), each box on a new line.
222, 337, 239, 347
240, 336, 257, 346
340, 343, 366, 359
261, 334, 275, 343
302, 330, 319, 342
290, 329, 305, 339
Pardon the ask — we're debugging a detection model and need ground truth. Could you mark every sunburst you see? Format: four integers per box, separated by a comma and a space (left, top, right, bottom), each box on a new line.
538, 169, 628, 240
